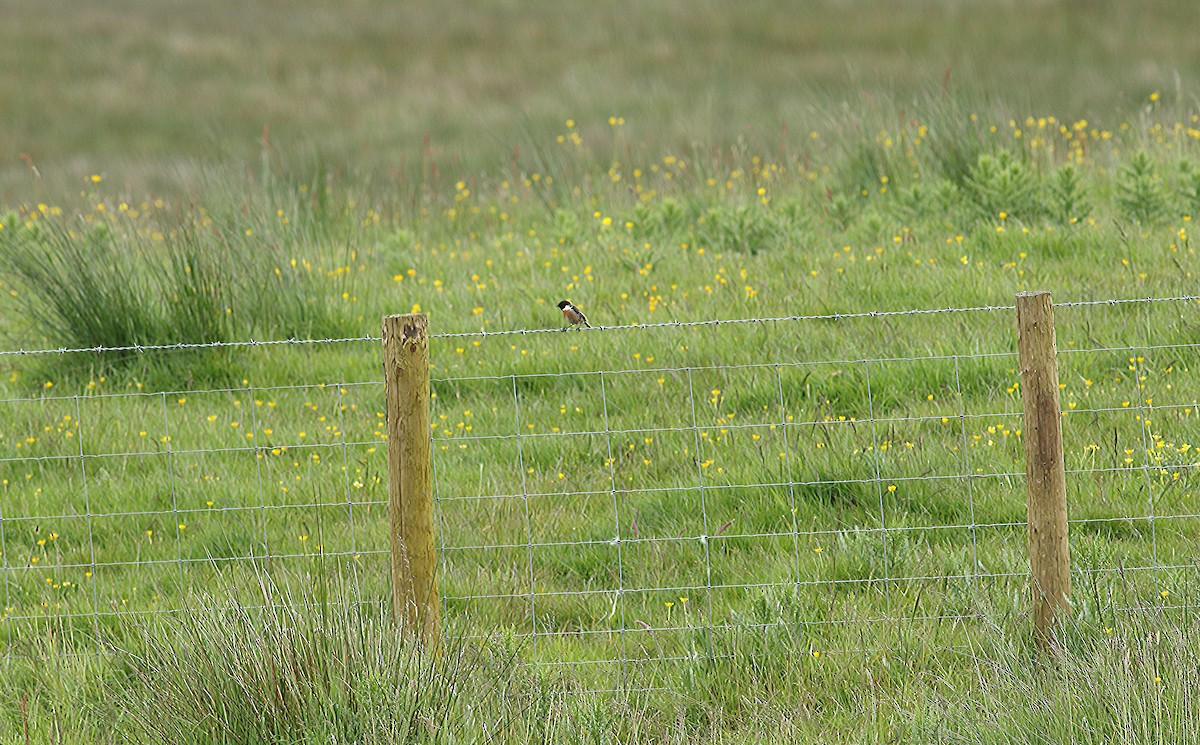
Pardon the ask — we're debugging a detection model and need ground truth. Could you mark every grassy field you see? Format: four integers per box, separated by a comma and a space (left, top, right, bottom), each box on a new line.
5, 0, 1200, 197
6, 0, 1200, 742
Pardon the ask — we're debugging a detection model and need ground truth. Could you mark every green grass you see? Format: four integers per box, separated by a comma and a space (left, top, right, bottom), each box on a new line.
6, 0, 1200, 741
6, 572, 1200, 743
5, 0, 1200, 197
5, 123, 1200, 739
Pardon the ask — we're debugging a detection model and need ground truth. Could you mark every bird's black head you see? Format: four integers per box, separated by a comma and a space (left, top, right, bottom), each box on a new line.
557, 300, 571, 309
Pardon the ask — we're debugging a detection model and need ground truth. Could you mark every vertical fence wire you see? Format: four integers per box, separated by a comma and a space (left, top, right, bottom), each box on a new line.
5, 299, 1200, 679
1138, 302, 1162, 592
334, 385, 362, 600
72, 395, 101, 643
159, 392, 187, 600
862, 360, 893, 618
35, 391, 50, 630
1140, 303, 1162, 587
685, 367, 716, 655
0, 458, 9, 660
598, 371, 629, 686
1131, 351, 1161, 589
775, 364, 803, 589
429, 387, 449, 623
0, 379, 388, 656
247, 385, 270, 564
953, 356, 981, 589
510, 376, 538, 656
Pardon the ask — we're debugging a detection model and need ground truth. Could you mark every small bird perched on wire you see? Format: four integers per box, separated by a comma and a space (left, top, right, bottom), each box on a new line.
557, 300, 591, 329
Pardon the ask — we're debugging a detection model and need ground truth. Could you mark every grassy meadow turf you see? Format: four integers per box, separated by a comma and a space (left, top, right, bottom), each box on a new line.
5, 109, 1200, 740
7, 0, 1200, 740
5, 0, 1200, 197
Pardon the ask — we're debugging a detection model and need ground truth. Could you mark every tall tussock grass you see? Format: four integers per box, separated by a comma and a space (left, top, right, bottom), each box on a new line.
0, 171, 363, 388
0, 220, 221, 351
104, 574, 567, 744
6, 573, 1200, 743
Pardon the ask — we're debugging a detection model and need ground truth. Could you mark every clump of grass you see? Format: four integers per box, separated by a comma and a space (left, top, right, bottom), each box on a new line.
823, 91, 1005, 198
0, 218, 228, 353
0, 215, 238, 387
105, 574, 565, 744
7, 575, 1200, 743
939, 609, 1200, 742
0, 175, 361, 388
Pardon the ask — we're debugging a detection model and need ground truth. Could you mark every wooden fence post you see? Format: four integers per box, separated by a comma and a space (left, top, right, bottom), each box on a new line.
382, 313, 439, 646
1015, 291, 1071, 652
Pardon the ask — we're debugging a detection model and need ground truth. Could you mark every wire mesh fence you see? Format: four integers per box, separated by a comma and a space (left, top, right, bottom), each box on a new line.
0, 373, 390, 653
3, 295, 1200, 690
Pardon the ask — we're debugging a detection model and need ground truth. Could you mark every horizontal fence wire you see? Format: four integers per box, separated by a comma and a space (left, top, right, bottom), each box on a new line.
1, 295, 1199, 690
0, 335, 380, 357
1, 293, 1196, 357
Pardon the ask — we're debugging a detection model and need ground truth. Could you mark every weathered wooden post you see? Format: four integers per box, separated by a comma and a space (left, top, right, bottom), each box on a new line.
1015, 291, 1071, 652
382, 313, 439, 646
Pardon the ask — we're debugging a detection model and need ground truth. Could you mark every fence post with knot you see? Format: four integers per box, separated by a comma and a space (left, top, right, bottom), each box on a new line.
382, 313, 439, 646
1015, 291, 1071, 653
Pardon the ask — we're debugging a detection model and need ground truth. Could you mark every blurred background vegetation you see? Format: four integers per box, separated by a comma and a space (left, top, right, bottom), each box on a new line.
4, 0, 1199, 199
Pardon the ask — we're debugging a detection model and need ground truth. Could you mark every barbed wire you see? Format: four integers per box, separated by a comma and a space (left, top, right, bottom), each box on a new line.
3, 292, 1200, 690
1054, 294, 1200, 309
428, 293, 1200, 340
0, 335, 379, 358
0, 294, 1195, 359
430, 301, 1018, 339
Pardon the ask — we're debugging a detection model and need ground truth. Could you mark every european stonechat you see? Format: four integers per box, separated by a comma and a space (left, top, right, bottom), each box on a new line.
557, 300, 591, 328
